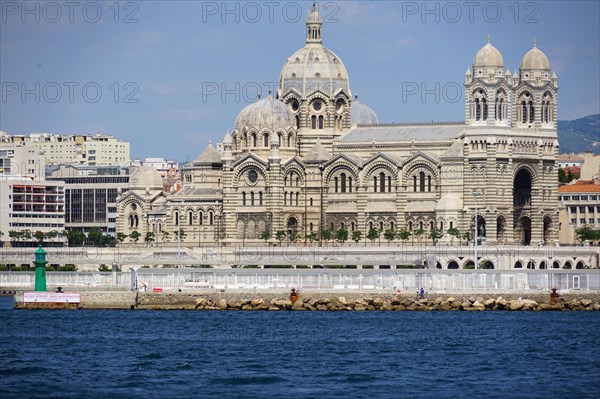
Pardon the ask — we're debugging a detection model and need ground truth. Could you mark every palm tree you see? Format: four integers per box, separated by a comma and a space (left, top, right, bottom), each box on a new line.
384, 229, 396, 245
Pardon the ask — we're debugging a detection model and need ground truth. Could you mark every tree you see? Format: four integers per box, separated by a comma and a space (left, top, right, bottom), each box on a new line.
321, 229, 332, 244
275, 230, 286, 245
383, 229, 396, 245
447, 227, 460, 244
21, 230, 31, 241
429, 228, 444, 246
63, 230, 85, 247
34, 230, 45, 243
396, 229, 411, 244
260, 230, 271, 243
335, 228, 348, 244
101, 235, 116, 247
144, 232, 156, 245
46, 230, 58, 242
352, 230, 362, 244
306, 231, 318, 243
558, 168, 567, 183
116, 232, 128, 245
177, 229, 187, 241
575, 225, 600, 243
129, 230, 141, 243
367, 228, 380, 243
413, 228, 425, 244
8, 230, 20, 243
290, 232, 300, 244
88, 228, 104, 246
462, 231, 472, 245
161, 231, 170, 244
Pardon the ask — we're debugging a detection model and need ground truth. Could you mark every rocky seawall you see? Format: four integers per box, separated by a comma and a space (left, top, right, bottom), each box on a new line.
14, 291, 600, 311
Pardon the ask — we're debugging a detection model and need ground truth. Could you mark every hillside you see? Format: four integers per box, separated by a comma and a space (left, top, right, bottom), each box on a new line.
558, 114, 600, 153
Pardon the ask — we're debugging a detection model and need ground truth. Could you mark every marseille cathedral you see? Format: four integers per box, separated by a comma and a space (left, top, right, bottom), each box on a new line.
117, 4, 559, 249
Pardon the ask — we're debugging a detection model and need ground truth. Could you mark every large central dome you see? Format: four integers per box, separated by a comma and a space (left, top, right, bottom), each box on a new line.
278, 3, 350, 98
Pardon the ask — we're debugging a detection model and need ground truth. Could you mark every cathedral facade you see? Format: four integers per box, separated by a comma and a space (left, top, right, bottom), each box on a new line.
116, 4, 559, 255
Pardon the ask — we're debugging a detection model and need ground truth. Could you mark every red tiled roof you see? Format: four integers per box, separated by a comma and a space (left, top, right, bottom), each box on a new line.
558, 180, 600, 193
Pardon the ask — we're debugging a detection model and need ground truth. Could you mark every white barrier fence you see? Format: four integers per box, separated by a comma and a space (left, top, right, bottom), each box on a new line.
2, 269, 599, 293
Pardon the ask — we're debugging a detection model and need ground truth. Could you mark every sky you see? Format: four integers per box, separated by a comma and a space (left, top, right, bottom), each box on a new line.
1, 1, 599, 162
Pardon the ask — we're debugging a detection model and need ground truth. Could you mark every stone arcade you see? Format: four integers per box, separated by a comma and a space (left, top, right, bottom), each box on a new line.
117, 5, 560, 264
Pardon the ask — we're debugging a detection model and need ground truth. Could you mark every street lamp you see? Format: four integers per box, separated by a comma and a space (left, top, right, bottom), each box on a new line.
319, 163, 324, 247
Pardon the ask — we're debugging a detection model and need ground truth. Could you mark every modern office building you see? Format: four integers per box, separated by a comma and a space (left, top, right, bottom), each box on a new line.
46, 165, 130, 235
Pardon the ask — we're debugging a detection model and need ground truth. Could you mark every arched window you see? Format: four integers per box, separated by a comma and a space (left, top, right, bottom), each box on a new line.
369, 221, 373, 230
295, 115, 300, 129
259, 192, 263, 206
529, 101, 535, 123
310, 223, 313, 231
475, 98, 481, 121
252, 134, 257, 147
311, 115, 317, 129
351, 222, 355, 231
521, 101, 527, 123
242, 192, 246, 206
387, 176, 392, 192
390, 221, 395, 231
341, 173, 347, 193
419, 172, 425, 192
296, 192, 299, 206
199, 212, 203, 225
408, 221, 413, 230
284, 192, 287, 206
209, 212, 214, 225
288, 133, 293, 147
374, 176, 378, 192
250, 192, 255, 206
482, 98, 488, 120
318, 115, 324, 129
349, 177, 352, 193
419, 221, 423, 230
379, 172, 385, 193
334, 177, 339, 193
188, 211, 193, 225
413, 175, 417, 192
379, 221, 384, 231
427, 175, 432, 192
263, 133, 269, 147
309, 197, 313, 206
430, 221, 434, 230
175, 211, 179, 226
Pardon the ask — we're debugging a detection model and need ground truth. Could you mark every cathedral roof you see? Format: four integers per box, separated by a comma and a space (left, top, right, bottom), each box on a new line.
440, 140, 464, 158
340, 123, 463, 143
473, 36, 504, 67
520, 40, 550, 70
128, 166, 163, 191
235, 95, 294, 131
193, 143, 222, 165
351, 96, 380, 125
303, 139, 331, 163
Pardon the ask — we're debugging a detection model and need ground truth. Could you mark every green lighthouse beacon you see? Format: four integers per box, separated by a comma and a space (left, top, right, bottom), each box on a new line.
34, 245, 48, 292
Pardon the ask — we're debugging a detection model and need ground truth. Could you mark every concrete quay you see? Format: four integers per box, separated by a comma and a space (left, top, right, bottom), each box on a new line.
13, 290, 600, 311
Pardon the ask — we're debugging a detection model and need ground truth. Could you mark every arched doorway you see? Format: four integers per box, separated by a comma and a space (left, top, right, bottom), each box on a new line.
563, 261, 572, 269
514, 261, 523, 269
436, 262, 442, 269
287, 217, 298, 240
539, 261, 547, 269
481, 260, 494, 269
514, 169, 532, 207
447, 261, 459, 269
519, 217, 532, 246
576, 261, 585, 269
496, 216, 506, 243
543, 216, 553, 244
464, 260, 475, 269
552, 261, 560, 269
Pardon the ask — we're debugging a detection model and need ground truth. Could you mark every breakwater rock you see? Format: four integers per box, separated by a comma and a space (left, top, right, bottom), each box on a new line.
133, 292, 600, 311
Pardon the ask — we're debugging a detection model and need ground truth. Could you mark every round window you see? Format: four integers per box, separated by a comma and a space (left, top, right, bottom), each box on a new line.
313, 101, 322, 111
291, 100, 299, 112
248, 170, 258, 183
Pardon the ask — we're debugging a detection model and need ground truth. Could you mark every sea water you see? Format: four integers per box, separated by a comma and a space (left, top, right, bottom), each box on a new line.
1, 296, 599, 399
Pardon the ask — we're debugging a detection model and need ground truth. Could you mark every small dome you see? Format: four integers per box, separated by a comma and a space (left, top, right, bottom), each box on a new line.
223, 132, 232, 144
129, 166, 163, 191
520, 43, 550, 70
351, 96, 380, 125
436, 193, 463, 211
235, 95, 294, 131
473, 37, 504, 67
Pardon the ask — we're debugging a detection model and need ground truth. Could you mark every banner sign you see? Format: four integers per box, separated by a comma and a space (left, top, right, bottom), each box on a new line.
23, 292, 81, 303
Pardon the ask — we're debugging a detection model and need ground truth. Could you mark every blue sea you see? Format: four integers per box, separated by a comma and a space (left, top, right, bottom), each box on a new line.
1, 296, 599, 399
